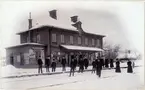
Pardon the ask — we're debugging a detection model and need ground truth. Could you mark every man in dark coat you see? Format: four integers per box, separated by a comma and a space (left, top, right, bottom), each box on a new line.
74, 57, 78, 70
37, 56, 43, 74
96, 59, 102, 77
92, 59, 96, 73
78, 58, 84, 73
110, 59, 114, 69
127, 60, 133, 73
105, 59, 109, 68
69, 58, 75, 77
84, 57, 89, 69
115, 59, 121, 73
45, 56, 51, 72
10, 56, 14, 65
61, 56, 66, 72
100, 58, 105, 68
51, 59, 56, 72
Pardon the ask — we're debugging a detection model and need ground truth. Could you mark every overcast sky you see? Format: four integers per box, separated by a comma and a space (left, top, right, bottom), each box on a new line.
0, 1, 144, 57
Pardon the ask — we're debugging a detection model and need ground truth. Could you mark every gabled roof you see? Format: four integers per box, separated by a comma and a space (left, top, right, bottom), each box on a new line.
16, 24, 105, 37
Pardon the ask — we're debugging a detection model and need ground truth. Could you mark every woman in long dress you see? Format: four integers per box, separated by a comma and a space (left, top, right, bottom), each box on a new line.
127, 60, 133, 73
115, 59, 121, 73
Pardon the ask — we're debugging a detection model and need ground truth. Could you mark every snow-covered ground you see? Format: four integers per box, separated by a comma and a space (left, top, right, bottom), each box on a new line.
0, 66, 144, 90
0, 60, 143, 78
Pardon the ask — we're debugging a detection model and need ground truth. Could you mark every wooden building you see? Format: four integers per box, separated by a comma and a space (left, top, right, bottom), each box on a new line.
6, 16, 105, 68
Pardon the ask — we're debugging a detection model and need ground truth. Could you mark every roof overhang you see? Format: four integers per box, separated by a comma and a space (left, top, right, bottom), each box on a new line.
60, 45, 104, 52
6, 43, 46, 49
16, 24, 105, 37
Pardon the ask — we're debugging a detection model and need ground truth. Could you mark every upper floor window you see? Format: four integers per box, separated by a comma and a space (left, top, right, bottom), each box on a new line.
60, 34, 64, 43
36, 34, 40, 43
85, 38, 88, 45
96, 39, 100, 47
52, 33, 56, 42
70, 36, 73, 44
78, 37, 81, 45
92, 39, 95, 46
27, 36, 29, 42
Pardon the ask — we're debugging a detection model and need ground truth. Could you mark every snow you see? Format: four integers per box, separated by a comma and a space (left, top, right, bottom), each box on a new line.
0, 65, 18, 77
0, 60, 143, 78
0, 66, 144, 90
61, 45, 104, 51
17, 24, 78, 35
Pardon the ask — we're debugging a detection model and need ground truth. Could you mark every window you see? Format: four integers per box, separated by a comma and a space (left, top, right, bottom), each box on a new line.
85, 38, 88, 45
78, 37, 81, 45
36, 34, 40, 43
27, 36, 29, 42
96, 39, 100, 47
52, 33, 56, 42
70, 36, 73, 44
92, 39, 95, 46
32, 36, 36, 42
60, 34, 64, 43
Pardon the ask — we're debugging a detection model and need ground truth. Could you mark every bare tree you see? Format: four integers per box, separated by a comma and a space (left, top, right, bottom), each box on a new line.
103, 42, 121, 60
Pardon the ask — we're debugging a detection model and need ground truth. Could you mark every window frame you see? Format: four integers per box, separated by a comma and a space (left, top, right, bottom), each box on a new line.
52, 33, 57, 43
36, 34, 40, 43
78, 37, 81, 45
70, 35, 74, 44
92, 38, 95, 46
85, 38, 88, 45
60, 34, 65, 43
96, 39, 100, 47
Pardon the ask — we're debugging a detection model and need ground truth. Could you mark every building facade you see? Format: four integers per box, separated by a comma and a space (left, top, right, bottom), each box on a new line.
6, 25, 105, 68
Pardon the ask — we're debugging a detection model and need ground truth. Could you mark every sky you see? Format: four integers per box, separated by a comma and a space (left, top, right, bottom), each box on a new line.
0, 1, 144, 57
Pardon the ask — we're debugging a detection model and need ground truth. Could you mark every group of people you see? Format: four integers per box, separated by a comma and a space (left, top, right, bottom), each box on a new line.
37, 55, 134, 78
69, 55, 89, 76
37, 56, 57, 73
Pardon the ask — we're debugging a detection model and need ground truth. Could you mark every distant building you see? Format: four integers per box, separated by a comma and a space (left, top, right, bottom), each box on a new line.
6, 15, 105, 68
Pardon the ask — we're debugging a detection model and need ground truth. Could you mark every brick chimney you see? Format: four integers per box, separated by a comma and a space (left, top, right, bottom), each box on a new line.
28, 12, 32, 29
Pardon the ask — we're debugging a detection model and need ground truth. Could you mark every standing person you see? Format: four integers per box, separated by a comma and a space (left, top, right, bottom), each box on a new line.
100, 58, 105, 68
69, 58, 75, 77
84, 57, 89, 69
51, 58, 56, 72
37, 56, 43, 74
10, 56, 14, 65
78, 58, 84, 73
110, 59, 114, 69
127, 60, 133, 73
115, 59, 121, 73
61, 56, 66, 72
92, 59, 96, 73
132, 61, 135, 68
74, 57, 78, 70
45, 56, 51, 72
105, 58, 109, 68
96, 59, 102, 78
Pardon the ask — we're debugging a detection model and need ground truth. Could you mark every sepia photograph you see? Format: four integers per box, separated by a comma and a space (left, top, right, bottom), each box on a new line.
0, 1, 144, 90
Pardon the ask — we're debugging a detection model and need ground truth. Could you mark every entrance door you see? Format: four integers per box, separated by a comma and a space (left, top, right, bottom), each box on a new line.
10, 56, 14, 65
35, 49, 45, 65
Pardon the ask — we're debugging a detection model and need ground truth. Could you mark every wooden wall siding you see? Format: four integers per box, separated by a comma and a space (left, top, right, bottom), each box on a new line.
20, 27, 103, 48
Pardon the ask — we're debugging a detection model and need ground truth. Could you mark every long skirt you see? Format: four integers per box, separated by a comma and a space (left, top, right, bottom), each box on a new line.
127, 66, 133, 73
115, 66, 121, 73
